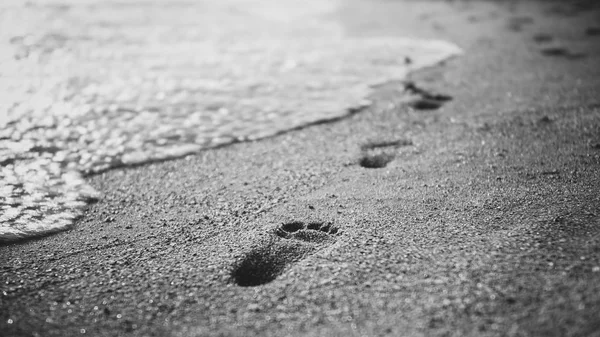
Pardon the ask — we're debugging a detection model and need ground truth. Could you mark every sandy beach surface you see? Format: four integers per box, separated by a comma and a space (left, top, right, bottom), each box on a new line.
2, 0, 600, 336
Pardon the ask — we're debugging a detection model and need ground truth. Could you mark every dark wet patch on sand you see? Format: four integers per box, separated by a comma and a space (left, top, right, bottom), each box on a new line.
231, 221, 339, 287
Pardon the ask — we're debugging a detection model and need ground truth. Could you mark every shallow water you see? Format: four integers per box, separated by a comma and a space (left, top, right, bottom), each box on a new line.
0, 0, 461, 242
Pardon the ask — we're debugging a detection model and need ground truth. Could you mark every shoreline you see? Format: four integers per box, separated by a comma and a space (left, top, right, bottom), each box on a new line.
0, 0, 461, 244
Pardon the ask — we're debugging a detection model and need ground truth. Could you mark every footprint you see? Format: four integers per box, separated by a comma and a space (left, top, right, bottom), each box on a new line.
231, 221, 339, 287
532, 33, 553, 43
585, 27, 600, 36
540, 46, 585, 59
359, 153, 395, 169
404, 82, 452, 102
409, 99, 445, 110
358, 138, 413, 169
404, 82, 452, 111
540, 46, 568, 56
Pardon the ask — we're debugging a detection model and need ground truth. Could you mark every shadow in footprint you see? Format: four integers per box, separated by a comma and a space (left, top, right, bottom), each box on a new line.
404, 82, 452, 111
231, 221, 339, 287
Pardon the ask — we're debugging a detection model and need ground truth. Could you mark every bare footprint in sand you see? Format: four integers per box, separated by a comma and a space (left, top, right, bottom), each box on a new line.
585, 27, 600, 36
540, 46, 586, 59
532, 33, 553, 43
404, 82, 453, 111
358, 139, 413, 169
231, 221, 340, 287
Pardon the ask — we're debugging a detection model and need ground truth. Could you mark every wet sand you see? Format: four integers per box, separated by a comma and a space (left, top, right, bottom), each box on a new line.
2, 0, 600, 336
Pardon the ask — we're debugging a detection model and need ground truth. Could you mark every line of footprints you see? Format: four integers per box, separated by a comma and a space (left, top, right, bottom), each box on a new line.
232, 8, 600, 288
231, 82, 452, 287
